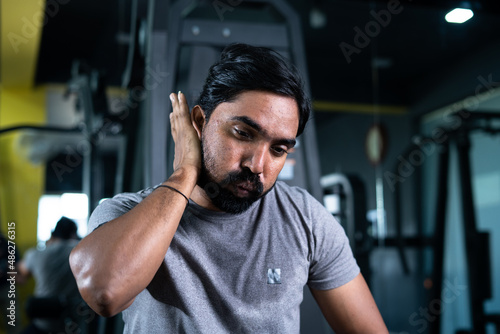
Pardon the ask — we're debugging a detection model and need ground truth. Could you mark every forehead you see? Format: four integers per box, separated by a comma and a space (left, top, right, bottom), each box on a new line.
211, 91, 300, 137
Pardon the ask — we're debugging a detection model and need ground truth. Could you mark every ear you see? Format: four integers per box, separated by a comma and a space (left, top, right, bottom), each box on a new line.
191, 105, 205, 139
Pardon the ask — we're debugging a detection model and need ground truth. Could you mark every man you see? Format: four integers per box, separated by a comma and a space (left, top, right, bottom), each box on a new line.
18, 217, 81, 334
70, 43, 388, 333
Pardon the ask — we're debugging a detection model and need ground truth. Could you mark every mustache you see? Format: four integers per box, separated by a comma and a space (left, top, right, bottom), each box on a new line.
221, 169, 264, 194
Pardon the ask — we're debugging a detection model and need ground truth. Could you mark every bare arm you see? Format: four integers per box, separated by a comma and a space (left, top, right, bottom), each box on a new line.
311, 273, 389, 334
69, 92, 201, 317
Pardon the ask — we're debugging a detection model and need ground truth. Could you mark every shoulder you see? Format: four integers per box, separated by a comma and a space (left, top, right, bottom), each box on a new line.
264, 182, 339, 237
22, 247, 39, 268
23, 247, 37, 258
88, 186, 155, 232
270, 181, 346, 240
272, 181, 317, 202
271, 181, 328, 215
102, 186, 155, 209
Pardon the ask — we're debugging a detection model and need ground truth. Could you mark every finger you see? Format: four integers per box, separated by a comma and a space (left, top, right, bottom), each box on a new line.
169, 94, 178, 135
176, 91, 190, 115
170, 92, 187, 136
170, 92, 179, 111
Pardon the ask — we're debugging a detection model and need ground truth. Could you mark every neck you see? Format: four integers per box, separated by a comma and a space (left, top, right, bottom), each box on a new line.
190, 185, 222, 211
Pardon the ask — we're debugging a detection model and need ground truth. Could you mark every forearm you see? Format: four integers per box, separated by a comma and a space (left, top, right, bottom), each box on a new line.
69, 167, 197, 317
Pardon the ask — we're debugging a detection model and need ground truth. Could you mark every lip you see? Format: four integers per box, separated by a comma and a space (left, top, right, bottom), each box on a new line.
236, 181, 255, 192
234, 181, 256, 197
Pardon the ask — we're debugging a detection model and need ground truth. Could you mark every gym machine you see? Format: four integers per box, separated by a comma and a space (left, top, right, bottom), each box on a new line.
393, 111, 500, 334
331, 110, 500, 333
320, 174, 373, 286
429, 111, 499, 334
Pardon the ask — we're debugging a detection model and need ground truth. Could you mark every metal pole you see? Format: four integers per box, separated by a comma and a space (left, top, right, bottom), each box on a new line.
429, 140, 450, 334
455, 129, 486, 334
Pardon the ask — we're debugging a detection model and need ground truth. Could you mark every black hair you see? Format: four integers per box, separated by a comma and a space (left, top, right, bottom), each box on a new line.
52, 216, 78, 240
197, 43, 311, 137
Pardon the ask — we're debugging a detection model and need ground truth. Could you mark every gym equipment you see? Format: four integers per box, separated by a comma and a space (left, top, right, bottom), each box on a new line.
429, 111, 500, 334
65, 61, 127, 213
394, 111, 500, 334
321, 173, 372, 285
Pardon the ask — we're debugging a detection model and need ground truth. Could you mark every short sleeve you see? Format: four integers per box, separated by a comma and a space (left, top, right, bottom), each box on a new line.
87, 189, 151, 233
307, 200, 360, 290
23, 248, 38, 272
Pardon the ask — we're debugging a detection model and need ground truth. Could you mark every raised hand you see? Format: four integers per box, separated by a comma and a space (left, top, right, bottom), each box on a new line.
169, 92, 202, 176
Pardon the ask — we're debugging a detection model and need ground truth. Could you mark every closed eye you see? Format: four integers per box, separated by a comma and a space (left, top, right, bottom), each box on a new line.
272, 146, 288, 157
235, 128, 252, 139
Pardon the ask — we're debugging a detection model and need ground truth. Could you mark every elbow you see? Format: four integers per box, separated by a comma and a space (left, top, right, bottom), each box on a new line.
69, 248, 126, 317
89, 288, 122, 318
75, 275, 125, 317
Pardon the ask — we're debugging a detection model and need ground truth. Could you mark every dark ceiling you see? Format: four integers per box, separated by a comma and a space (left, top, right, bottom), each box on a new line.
35, 0, 500, 108
301, 1, 500, 106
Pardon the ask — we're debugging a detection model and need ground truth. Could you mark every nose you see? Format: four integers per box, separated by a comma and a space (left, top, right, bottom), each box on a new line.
241, 145, 266, 175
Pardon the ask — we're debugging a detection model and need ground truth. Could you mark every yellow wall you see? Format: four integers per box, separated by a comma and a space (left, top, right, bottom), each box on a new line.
0, 88, 46, 333
1, 0, 47, 332
0, 0, 47, 249
1, 0, 45, 88
0, 88, 46, 250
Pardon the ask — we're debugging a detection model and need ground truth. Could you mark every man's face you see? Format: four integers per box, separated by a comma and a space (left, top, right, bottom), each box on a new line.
198, 90, 299, 214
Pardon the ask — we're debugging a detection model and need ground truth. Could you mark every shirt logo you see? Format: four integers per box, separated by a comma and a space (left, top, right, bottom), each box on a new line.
267, 268, 281, 284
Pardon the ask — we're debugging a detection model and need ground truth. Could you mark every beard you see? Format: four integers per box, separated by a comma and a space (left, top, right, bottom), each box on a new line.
197, 140, 273, 214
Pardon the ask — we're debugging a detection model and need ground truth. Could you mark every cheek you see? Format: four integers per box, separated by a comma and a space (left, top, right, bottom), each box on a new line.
204, 131, 241, 171
263, 158, 287, 185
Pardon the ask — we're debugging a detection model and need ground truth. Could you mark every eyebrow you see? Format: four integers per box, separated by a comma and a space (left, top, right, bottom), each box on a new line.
231, 116, 297, 148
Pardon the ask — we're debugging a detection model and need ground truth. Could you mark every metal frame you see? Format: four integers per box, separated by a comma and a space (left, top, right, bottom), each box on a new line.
426, 111, 500, 334
320, 173, 372, 285
145, 0, 323, 201
144, 0, 170, 187
392, 111, 500, 334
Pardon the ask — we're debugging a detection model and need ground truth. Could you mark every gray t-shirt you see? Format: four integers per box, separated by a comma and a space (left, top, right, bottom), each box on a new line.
89, 181, 359, 333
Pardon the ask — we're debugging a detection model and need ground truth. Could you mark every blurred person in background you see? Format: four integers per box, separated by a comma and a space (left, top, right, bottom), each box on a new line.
18, 217, 82, 334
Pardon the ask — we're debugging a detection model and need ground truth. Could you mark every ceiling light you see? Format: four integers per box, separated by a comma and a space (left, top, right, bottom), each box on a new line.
310, 7, 327, 29
445, 8, 474, 23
